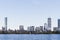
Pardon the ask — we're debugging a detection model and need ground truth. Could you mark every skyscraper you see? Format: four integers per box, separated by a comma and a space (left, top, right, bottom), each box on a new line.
5, 17, 7, 31
58, 19, 60, 28
48, 18, 51, 30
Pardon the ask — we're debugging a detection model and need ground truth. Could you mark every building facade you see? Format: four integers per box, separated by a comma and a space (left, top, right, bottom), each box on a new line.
48, 18, 51, 31
5, 17, 7, 31
19, 25, 24, 31
58, 19, 60, 28
27, 26, 34, 31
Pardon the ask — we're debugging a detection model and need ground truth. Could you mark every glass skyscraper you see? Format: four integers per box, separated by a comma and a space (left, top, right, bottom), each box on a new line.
48, 18, 51, 30
5, 17, 7, 31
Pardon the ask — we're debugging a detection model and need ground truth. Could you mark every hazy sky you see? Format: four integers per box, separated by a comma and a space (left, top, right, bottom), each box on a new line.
0, 0, 60, 30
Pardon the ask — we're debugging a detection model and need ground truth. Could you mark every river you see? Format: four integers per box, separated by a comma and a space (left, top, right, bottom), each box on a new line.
0, 34, 60, 40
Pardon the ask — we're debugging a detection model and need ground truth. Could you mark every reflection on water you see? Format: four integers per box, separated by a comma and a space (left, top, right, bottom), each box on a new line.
0, 34, 60, 40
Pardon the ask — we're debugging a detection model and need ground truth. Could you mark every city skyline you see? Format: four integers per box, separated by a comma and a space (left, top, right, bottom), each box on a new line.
0, 17, 60, 31
0, 0, 60, 30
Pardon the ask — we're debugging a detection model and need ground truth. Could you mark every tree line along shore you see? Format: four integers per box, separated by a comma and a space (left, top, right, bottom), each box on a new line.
0, 30, 60, 34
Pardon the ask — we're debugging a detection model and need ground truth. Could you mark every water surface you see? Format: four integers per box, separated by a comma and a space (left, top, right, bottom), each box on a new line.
0, 34, 60, 40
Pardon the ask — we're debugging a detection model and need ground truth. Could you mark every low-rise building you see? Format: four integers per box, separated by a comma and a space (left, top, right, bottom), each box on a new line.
27, 26, 34, 31
35, 26, 43, 32
19, 25, 24, 31
53, 27, 59, 31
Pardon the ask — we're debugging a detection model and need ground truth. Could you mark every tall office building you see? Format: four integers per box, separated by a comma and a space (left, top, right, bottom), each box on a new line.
58, 19, 60, 28
5, 17, 7, 31
48, 18, 51, 28
47, 18, 51, 31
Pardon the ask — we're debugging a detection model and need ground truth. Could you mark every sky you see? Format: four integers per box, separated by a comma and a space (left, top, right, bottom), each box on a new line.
0, 0, 60, 30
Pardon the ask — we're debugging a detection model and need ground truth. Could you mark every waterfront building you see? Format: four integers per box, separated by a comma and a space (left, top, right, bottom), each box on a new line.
58, 19, 60, 28
35, 26, 43, 32
27, 26, 34, 31
5, 17, 7, 31
53, 27, 58, 31
48, 18, 51, 31
53, 27, 60, 31
44, 23, 48, 32
27, 27, 30, 31
2, 27, 5, 31
19, 25, 24, 31
35, 27, 40, 32
40, 26, 43, 32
